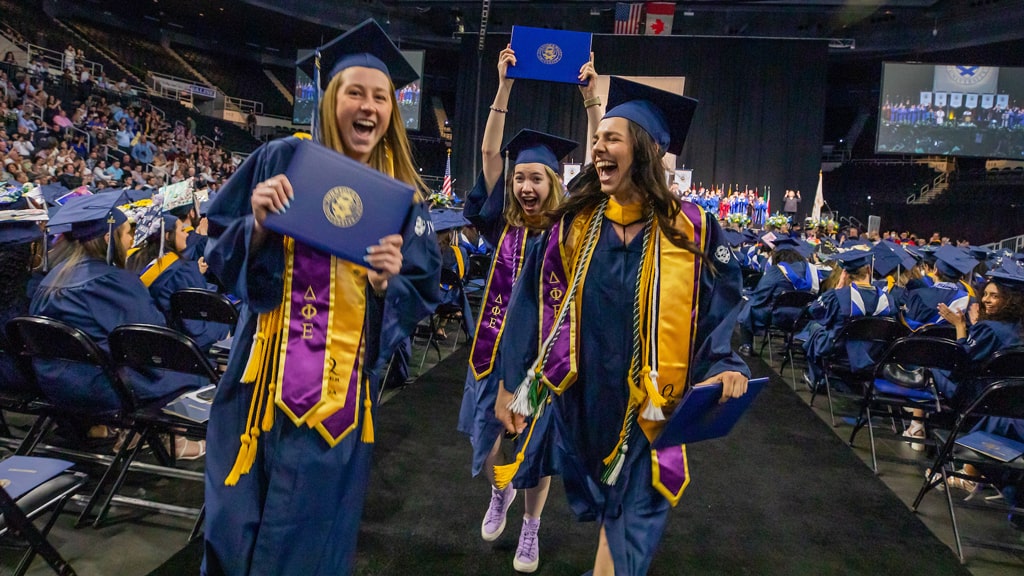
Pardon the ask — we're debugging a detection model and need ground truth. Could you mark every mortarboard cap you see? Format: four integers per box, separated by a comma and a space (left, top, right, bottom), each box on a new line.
430, 208, 471, 233
39, 183, 70, 206
772, 237, 810, 258
986, 259, 1024, 290
967, 245, 994, 261
722, 229, 745, 248
934, 245, 977, 278
47, 191, 127, 242
502, 129, 577, 173
829, 248, 873, 271
161, 179, 196, 213
126, 188, 153, 203
132, 204, 179, 248
604, 76, 697, 156
297, 19, 418, 91
0, 197, 46, 247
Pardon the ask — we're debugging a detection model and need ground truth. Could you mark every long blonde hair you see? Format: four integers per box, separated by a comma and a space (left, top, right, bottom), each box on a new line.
318, 70, 427, 202
503, 165, 563, 230
42, 232, 118, 296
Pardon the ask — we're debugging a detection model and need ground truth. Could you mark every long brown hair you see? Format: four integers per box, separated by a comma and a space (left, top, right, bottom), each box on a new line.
555, 121, 703, 256
980, 281, 1024, 326
318, 70, 427, 201
503, 165, 563, 230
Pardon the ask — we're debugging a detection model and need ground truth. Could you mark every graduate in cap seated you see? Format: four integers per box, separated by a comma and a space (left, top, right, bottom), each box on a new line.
799, 248, 895, 390
924, 261, 1024, 498
162, 180, 207, 263
868, 240, 919, 310
0, 191, 45, 393
901, 245, 975, 330
126, 203, 229, 352
458, 42, 597, 572
200, 20, 440, 576
431, 208, 474, 340
496, 77, 749, 576
737, 237, 819, 357
30, 193, 207, 455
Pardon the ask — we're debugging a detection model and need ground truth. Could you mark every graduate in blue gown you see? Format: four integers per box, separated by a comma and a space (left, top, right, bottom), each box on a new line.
30, 193, 206, 411
737, 237, 819, 356
0, 194, 44, 393
200, 21, 440, 576
456, 44, 603, 573
799, 249, 896, 388
126, 204, 230, 352
902, 245, 975, 330
497, 77, 750, 576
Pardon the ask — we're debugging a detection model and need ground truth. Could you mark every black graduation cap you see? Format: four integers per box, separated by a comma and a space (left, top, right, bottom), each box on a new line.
603, 76, 698, 156
934, 245, 977, 278
297, 19, 419, 91
502, 129, 578, 173
829, 248, 873, 271
430, 208, 471, 232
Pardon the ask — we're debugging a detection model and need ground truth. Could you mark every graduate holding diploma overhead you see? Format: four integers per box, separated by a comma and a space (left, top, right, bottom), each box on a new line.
201, 20, 441, 576
496, 77, 750, 576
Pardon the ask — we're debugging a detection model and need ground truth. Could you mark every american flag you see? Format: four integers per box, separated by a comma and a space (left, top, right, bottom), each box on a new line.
442, 149, 452, 197
614, 2, 643, 35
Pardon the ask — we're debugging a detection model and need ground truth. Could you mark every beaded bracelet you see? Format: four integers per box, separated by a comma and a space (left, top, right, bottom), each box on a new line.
489, 105, 508, 114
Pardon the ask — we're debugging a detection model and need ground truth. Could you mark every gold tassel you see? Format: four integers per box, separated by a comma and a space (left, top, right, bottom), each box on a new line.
261, 381, 276, 431
642, 366, 667, 408
225, 431, 253, 486
241, 426, 260, 473
240, 332, 264, 384
493, 403, 543, 489
360, 377, 375, 443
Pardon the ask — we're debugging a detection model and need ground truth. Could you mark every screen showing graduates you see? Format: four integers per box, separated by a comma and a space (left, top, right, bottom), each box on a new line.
292, 49, 422, 131
875, 62, 1024, 160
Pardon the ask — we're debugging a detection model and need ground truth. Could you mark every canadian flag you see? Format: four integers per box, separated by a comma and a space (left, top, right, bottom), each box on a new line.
644, 2, 675, 35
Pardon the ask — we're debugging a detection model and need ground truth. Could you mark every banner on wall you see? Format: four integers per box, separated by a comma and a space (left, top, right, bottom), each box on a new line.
950, 93, 963, 108
934, 92, 947, 107
919, 91, 932, 106
964, 94, 978, 109
981, 94, 995, 109
997, 94, 1010, 108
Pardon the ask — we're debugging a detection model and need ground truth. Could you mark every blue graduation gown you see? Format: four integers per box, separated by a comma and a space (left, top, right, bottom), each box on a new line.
737, 261, 815, 337
902, 283, 970, 330
933, 320, 1022, 401
456, 173, 555, 483
146, 258, 231, 352
800, 284, 895, 384
29, 258, 203, 409
201, 137, 440, 576
501, 205, 748, 575
181, 230, 208, 262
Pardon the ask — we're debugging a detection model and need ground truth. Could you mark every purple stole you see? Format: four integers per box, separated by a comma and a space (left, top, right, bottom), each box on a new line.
468, 225, 527, 380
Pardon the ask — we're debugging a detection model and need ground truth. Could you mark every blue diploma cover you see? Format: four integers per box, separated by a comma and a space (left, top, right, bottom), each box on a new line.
955, 430, 1024, 462
652, 377, 769, 449
506, 26, 593, 85
263, 140, 416, 265
0, 456, 74, 500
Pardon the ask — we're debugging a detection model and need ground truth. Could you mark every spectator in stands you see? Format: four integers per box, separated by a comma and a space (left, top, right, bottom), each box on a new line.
245, 111, 257, 136
131, 133, 156, 165
63, 44, 76, 72
105, 159, 124, 183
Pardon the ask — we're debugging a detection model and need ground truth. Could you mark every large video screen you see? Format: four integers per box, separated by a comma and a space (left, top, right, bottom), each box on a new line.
876, 62, 1024, 160
293, 49, 423, 132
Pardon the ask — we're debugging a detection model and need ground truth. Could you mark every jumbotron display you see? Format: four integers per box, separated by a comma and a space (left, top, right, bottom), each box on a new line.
875, 62, 1024, 160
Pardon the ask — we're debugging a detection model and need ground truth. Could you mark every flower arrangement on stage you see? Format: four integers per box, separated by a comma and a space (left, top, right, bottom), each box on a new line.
766, 213, 790, 229
725, 212, 751, 228
805, 217, 837, 233
428, 192, 455, 208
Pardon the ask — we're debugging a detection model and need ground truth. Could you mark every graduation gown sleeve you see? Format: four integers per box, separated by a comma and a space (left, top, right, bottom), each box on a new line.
464, 172, 508, 247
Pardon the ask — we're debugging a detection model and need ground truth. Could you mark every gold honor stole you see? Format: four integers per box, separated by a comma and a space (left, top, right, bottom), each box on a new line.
468, 225, 528, 380
225, 237, 370, 485
139, 253, 181, 288
534, 200, 708, 505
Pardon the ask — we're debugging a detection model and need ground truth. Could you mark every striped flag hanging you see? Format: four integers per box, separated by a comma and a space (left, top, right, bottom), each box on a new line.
614, 3, 643, 35
442, 149, 453, 197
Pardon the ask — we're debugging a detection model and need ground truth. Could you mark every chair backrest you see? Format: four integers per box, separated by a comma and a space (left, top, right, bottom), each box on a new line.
834, 316, 910, 345
771, 290, 817, 311
169, 288, 238, 331
960, 378, 1024, 421
912, 323, 957, 341
741, 268, 761, 290
108, 324, 220, 384
981, 346, 1024, 378
467, 253, 492, 280
875, 336, 972, 374
440, 268, 463, 289
5, 315, 136, 409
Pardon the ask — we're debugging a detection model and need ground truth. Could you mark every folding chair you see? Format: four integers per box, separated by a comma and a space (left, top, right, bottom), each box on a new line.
464, 253, 492, 307
107, 324, 217, 537
810, 316, 909, 427
911, 379, 1024, 563
0, 343, 49, 448
911, 322, 957, 341
419, 268, 471, 370
168, 288, 239, 331
981, 346, 1024, 379
849, 336, 971, 473
0, 456, 86, 576
757, 290, 817, 377
741, 268, 762, 291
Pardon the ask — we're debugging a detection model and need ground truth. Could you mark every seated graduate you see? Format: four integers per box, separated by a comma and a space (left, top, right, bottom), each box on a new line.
200, 20, 440, 576
0, 192, 44, 392
30, 193, 207, 410
431, 208, 475, 339
800, 248, 896, 388
125, 203, 230, 351
163, 180, 207, 262
903, 244, 938, 290
902, 245, 976, 330
868, 240, 919, 310
737, 237, 818, 356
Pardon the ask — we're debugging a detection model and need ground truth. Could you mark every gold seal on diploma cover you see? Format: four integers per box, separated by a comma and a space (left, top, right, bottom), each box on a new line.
323, 186, 363, 228
537, 43, 562, 65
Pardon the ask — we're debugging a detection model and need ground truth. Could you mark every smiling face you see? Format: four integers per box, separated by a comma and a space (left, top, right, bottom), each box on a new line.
334, 66, 393, 164
591, 117, 638, 200
981, 282, 1006, 316
512, 162, 552, 216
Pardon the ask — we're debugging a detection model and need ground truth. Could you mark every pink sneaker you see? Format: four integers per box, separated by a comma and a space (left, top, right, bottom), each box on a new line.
481, 485, 516, 541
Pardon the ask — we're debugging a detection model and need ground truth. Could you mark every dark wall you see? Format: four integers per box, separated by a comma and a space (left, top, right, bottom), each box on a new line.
452, 34, 828, 214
